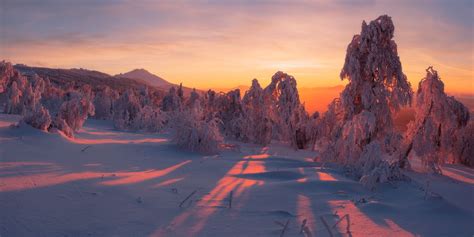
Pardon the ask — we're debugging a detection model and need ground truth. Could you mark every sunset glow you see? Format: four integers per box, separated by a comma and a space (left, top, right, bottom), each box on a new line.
1, 1, 472, 95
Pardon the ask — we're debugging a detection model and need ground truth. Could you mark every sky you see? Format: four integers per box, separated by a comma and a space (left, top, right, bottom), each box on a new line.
1, 0, 473, 94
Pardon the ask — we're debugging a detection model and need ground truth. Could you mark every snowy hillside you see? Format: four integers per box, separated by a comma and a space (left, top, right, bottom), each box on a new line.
1, 114, 473, 237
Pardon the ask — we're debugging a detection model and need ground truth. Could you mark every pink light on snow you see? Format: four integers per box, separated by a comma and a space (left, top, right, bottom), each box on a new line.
327, 200, 413, 236
62, 135, 168, 145
154, 153, 269, 236
0, 160, 191, 192
297, 194, 317, 236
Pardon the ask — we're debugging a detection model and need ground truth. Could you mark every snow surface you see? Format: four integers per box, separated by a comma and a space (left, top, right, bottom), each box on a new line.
0, 114, 473, 237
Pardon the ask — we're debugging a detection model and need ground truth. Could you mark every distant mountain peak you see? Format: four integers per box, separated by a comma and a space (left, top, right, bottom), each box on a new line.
115, 69, 170, 87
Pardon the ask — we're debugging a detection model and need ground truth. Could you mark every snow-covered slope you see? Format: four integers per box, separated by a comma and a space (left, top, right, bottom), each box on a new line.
0, 114, 473, 236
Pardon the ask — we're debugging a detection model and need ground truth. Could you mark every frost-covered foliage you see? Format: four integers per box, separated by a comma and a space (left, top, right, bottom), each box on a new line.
173, 94, 223, 154
22, 105, 52, 131
274, 72, 310, 149
41, 78, 66, 114
185, 88, 201, 110
1, 62, 44, 115
403, 67, 471, 171
211, 89, 245, 139
4, 81, 22, 114
234, 72, 311, 147
51, 116, 74, 138
93, 86, 118, 120
113, 89, 141, 130
316, 15, 412, 187
130, 105, 167, 132
241, 79, 273, 145
161, 86, 182, 112
340, 15, 412, 124
20, 82, 43, 114
353, 142, 404, 189
453, 122, 474, 167
54, 91, 95, 136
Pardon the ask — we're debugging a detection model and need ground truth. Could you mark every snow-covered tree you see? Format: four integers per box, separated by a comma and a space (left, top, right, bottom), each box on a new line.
453, 122, 474, 167
41, 77, 66, 114
22, 105, 52, 131
403, 67, 470, 172
51, 116, 74, 138
113, 89, 141, 130
316, 15, 412, 188
320, 15, 412, 160
130, 105, 167, 132
241, 79, 273, 145
54, 91, 95, 136
4, 81, 22, 114
20, 82, 42, 114
161, 86, 182, 112
274, 71, 310, 149
173, 94, 223, 154
93, 86, 118, 120
185, 88, 201, 111
212, 89, 245, 139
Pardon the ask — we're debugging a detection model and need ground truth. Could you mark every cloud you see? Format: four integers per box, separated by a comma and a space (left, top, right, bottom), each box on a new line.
0, 0, 472, 92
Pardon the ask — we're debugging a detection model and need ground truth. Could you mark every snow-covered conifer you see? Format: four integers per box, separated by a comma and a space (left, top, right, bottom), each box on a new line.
403, 67, 470, 171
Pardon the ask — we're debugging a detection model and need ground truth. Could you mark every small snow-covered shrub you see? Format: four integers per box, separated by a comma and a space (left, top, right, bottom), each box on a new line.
51, 116, 74, 137
22, 105, 51, 131
352, 142, 404, 190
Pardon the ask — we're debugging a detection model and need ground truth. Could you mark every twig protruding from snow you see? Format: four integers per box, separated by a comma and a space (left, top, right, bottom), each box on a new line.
299, 219, 307, 234
228, 190, 233, 208
81, 145, 91, 152
320, 216, 334, 237
279, 219, 290, 237
179, 190, 197, 208
332, 214, 351, 236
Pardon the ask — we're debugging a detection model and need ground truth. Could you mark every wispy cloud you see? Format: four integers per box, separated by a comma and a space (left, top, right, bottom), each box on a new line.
0, 0, 472, 92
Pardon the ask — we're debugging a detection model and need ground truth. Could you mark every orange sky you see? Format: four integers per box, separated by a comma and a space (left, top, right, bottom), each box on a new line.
1, 1, 473, 95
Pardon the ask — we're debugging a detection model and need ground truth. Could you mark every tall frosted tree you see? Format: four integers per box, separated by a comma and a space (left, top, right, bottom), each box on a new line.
275, 71, 309, 149
241, 79, 273, 145
403, 67, 470, 172
318, 15, 412, 188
